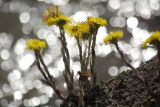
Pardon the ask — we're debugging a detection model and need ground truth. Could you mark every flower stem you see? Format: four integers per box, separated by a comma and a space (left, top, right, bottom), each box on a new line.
91, 29, 98, 85
37, 51, 53, 81
85, 34, 92, 70
114, 42, 144, 82
76, 37, 84, 71
78, 81, 84, 107
58, 27, 74, 90
155, 42, 160, 80
35, 51, 50, 82
34, 51, 65, 100
114, 42, 160, 104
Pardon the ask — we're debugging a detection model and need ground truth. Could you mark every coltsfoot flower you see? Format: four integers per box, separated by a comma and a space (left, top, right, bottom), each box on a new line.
64, 22, 90, 38
45, 17, 57, 26
43, 5, 71, 26
26, 39, 46, 51
55, 15, 72, 26
103, 31, 123, 44
87, 17, 107, 27
44, 15, 71, 26
43, 6, 61, 22
142, 31, 160, 48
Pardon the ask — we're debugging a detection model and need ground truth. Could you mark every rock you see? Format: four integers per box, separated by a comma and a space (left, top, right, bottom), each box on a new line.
61, 57, 160, 107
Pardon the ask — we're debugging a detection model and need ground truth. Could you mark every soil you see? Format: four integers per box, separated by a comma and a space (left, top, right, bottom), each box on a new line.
61, 56, 160, 107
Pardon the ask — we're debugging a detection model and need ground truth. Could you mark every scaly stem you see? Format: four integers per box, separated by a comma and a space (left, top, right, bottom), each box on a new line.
155, 42, 160, 80
76, 38, 84, 71
60, 28, 70, 62
37, 51, 53, 81
114, 42, 144, 82
61, 48, 72, 90
58, 27, 74, 90
91, 29, 98, 85
35, 51, 65, 100
85, 34, 92, 70
157, 50, 160, 80
35, 51, 50, 83
83, 44, 88, 68
78, 81, 84, 107
114, 42, 160, 104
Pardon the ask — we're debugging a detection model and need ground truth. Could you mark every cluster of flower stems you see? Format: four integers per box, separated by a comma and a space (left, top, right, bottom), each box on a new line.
34, 30, 160, 106
28, 5, 160, 107
33, 25, 100, 106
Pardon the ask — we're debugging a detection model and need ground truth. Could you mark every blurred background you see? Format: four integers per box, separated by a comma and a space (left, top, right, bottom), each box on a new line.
0, 0, 160, 106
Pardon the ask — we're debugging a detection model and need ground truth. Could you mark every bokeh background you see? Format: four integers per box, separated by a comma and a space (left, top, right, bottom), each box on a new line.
0, 0, 160, 106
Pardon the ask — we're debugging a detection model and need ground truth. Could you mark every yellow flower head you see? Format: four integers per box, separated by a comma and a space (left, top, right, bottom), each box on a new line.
142, 31, 160, 48
43, 6, 61, 20
55, 15, 72, 26
43, 5, 71, 26
45, 17, 57, 26
44, 15, 71, 26
87, 17, 107, 27
103, 31, 123, 44
26, 39, 46, 51
64, 22, 90, 38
